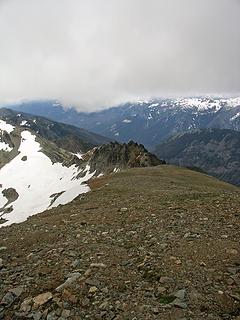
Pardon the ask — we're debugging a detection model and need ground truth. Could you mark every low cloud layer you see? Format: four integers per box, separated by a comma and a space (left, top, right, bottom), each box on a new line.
0, 0, 239, 111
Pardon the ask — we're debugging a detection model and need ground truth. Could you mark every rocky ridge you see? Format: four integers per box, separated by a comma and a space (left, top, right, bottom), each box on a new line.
84, 141, 165, 176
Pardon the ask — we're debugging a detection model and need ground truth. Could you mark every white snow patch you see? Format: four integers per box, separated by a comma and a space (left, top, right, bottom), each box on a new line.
0, 141, 12, 152
20, 120, 27, 126
74, 152, 83, 160
148, 103, 159, 108
97, 173, 104, 177
53, 102, 61, 107
114, 132, 119, 136
230, 112, 240, 121
0, 120, 15, 134
122, 119, 132, 123
222, 97, 240, 108
0, 131, 95, 227
175, 98, 222, 111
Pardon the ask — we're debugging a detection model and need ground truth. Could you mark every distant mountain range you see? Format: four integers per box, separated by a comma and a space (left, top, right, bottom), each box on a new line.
1, 98, 240, 187
6, 97, 240, 149
154, 128, 240, 186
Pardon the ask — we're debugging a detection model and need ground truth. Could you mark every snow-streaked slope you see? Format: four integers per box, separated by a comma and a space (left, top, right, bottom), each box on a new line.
0, 130, 95, 227
0, 119, 14, 151
0, 119, 15, 133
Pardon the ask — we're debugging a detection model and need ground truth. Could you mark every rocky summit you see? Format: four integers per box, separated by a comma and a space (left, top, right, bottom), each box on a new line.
85, 141, 165, 176
0, 166, 240, 319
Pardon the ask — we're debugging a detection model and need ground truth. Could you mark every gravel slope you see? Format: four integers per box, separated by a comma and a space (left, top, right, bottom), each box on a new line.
0, 166, 240, 320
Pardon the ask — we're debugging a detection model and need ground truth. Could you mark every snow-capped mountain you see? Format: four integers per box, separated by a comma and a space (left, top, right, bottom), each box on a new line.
6, 97, 240, 149
0, 119, 95, 227
0, 110, 162, 226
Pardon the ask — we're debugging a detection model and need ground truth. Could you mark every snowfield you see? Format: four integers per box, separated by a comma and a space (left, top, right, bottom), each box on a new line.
0, 119, 15, 133
0, 130, 95, 227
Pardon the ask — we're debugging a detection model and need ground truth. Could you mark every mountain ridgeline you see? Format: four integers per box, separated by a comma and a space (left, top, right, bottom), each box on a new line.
7, 97, 240, 149
0, 108, 112, 154
154, 128, 240, 186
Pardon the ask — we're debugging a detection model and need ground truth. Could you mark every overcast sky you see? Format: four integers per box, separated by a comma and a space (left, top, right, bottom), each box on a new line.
0, 0, 239, 111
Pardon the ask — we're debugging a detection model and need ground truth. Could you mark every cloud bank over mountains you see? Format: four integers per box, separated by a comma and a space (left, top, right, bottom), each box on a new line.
0, 0, 239, 111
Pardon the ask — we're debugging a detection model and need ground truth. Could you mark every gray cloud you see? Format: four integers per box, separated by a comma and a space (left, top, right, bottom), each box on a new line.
0, 0, 239, 111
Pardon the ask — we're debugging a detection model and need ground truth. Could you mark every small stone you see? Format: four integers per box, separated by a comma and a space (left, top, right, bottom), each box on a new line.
55, 273, 81, 292
20, 298, 32, 312
89, 286, 98, 294
61, 309, 71, 317
99, 301, 108, 310
101, 287, 109, 294
84, 269, 92, 277
174, 289, 187, 300
227, 267, 240, 275
0, 247, 7, 251
32, 311, 42, 320
173, 298, 187, 309
120, 207, 128, 212
1, 286, 23, 307
90, 263, 106, 268
152, 307, 159, 314
71, 259, 81, 268
0, 258, 3, 268
10, 286, 24, 297
85, 278, 100, 286
226, 249, 238, 255
33, 292, 53, 307
1, 292, 16, 307
46, 311, 58, 320
157, 286, 166, 294
227, 278, 235, 285
62, 289, 78, 304
159, 276, 174, 284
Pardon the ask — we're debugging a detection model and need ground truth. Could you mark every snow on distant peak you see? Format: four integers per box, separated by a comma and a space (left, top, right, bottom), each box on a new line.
175, 98, 222, 112
0, 130, 95, 227
53, 101, 62, 107
173, 97, 240, 111
148, 103, 159, 108
137, 100, 149, 105
221, 97, 240, 108
0, 119, 15, 134
122, 119, 132, 123
230, 112, 240, 121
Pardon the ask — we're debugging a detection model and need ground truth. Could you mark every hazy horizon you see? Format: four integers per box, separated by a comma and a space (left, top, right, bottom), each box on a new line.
0, 0, 239, 111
